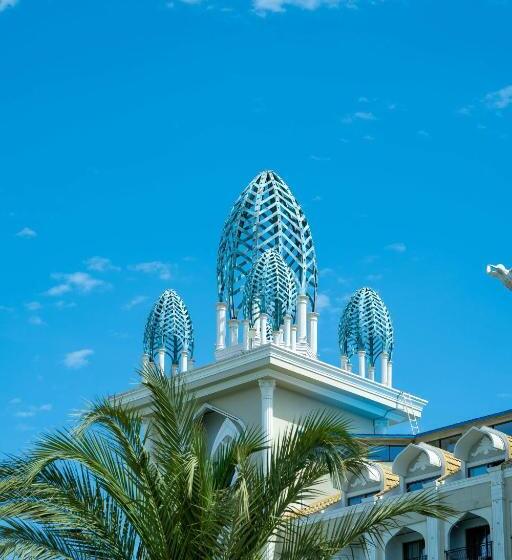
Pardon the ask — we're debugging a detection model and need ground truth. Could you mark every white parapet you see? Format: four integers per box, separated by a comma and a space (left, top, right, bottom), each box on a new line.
229, 319, 239, 347
216, 302, 227, 351
368, 365, 375, 381
358, 350, 366, 378
307, 312, 319, 357
272, 331, 280, 344
291, 325, 297, 351
381, 352, 389, 386
297, 293, 308, 343
341, 354, 348, 370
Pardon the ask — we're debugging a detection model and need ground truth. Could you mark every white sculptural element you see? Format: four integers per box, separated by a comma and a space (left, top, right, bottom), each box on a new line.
487, 264, 512, 291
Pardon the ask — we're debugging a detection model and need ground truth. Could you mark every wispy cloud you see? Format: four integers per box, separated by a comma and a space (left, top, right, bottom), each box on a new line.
342, 111, 376, 124
25, 301, 41, 311
16, 227, 37, 238
485, 85, 512, 110
14, 403, 52, 418
417, 129, 430, 139
316, 293, 331, 311
45, 272, 107, 297
0, 0, 18, 13
366, 273, 383, 282
130, 261, 173, 280
8, 397, 21, 405
123, 295, 148, 310
386, 242, 407, 253
85, 256, 120, 272
0, 305, 14, 313
28, 315, 45, 326
64, 349, 94, 369
253, 0, 355, 14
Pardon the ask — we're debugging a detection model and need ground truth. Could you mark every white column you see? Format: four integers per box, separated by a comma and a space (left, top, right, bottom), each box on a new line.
272, 331, 280, 344
249, 327, 257, 349
387, 361, 393, 387
358, 350, 366, 378
427, 516, 443, 560
188, 358, 195, 371
229, 319, 239, 346
141, 353, 150, 368
158, 348, 165, 372
490, 467, 508, 559
258, 379, 276, 475
290, 325, 297, 351
297, 293, 308, 343
347, 362, 352, 372
307, 312, 319, 357
171, 363, 178, 376
368, 365, 375, 381
283, 315, 292, 348
180, 348, 188, 373
216, 302, 227, 351
381, 352, 389, 385
260, 313, 269, 344
340, 355, 348, 370
242, 320, 250, 351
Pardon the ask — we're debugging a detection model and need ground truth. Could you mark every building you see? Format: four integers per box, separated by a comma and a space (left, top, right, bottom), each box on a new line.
119, 170, 510, 560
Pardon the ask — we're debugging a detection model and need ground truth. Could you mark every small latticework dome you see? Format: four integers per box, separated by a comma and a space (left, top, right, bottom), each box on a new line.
143, 289, 194, 364
243, 249, 297, 331
338, 287, 393, 365
217, 170, 317, 319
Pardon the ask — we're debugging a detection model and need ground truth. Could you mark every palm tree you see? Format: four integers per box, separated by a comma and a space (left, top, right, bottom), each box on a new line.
0, 364, 454, 559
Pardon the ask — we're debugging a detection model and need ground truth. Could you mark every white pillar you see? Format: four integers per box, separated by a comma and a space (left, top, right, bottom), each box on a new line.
258, 379, 276, 475
171, 363, 178, 376
368, 365, 375, 381
158, 348, 165, 372
242, 320, 250, 351
297, 294, 308, 343
341, 355, 348, 370
180, 348, 188, 373
490, 467, 509, 559
381, 352, 389, 385
290, 325, 297, 351
260, 313, 269, 344
307, 312, 319, 357
387, 361, 393, 387
427, 516, 443, 560
283, 315, 291, 347
216, 302, 227, 351
189, 358, 195, 371
249, 327, 257, 349
358, 350, 366, 378
141, 353, 150, 368
229, 319, 239, 346
272, 331, 280, 344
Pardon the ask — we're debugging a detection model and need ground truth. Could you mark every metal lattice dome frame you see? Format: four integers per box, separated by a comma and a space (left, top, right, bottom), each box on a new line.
217, 170, 318, 320
338, 287, 393, 365
243, 249, 298, 331
143, 289, 194, 364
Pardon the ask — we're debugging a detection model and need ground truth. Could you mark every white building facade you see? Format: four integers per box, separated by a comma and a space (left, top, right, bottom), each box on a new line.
120, 171, 511, 560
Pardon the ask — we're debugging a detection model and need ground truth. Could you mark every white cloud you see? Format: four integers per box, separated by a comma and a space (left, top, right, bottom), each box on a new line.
16, 227, 37, 238
55, 300, 77, 309
64, 349, 94, 369
386, 242, 407, 253
316, 293, 331, 311
85, 256, 120, 272
485, 85, 512, 110
343, 111, 376, 124
8, 397, 21, 405
123, 295, 148, 310
0, 305, 14, 313
253, 0, 356, 12
14, 403, 52, 418
28, 315, 45, 326
417, 129, 430, 138
15, 410, 35, 418
131, 261, 173, 280
0, 0, 18, 13
25, 301, 41, 311
362, 135, 375, 141
366, 273, 383, 282
46, 272, 107, 297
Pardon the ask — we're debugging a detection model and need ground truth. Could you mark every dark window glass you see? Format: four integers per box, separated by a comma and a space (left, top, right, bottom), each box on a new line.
440, 435, 461, 453
467, 460, 503, 478
347, 491, 378, 506
406, 476, 438, 492
369, 445, 406, 462
403, 539, 425, 560
492, 420, 512, 435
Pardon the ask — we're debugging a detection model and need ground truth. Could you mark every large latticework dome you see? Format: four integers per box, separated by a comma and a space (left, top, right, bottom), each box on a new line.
243, 249, 297, 332
217, 170, 317, 319
143, 289, 194, 365
338, 287, 394, 365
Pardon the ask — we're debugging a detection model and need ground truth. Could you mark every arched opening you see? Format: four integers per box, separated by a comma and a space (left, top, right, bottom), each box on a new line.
385, 528, 426, 560
195, 404, 244, 456
446, 513, 492, 559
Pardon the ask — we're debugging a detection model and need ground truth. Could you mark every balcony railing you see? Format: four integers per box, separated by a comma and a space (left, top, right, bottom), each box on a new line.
445, 542, 492, 560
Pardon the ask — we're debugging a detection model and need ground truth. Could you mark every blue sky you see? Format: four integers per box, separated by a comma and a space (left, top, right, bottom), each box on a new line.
0, 0, 511, 454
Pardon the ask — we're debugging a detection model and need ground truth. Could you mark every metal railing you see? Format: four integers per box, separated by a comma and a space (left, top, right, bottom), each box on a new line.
445, 542, 492, 559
